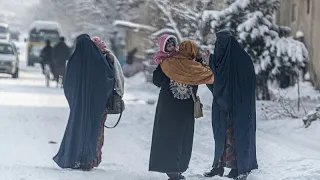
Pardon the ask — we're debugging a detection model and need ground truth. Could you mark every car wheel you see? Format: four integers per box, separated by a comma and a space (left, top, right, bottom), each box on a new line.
12, 68, 19, 79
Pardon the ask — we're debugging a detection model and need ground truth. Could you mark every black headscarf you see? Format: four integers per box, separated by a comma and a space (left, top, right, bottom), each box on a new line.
63, 34, 115, 103
53, 34, 115, 168
211, 30, 256, 110
210, 30, 232, 110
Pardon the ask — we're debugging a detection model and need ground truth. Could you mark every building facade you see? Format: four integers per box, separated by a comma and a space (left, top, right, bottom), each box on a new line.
277, 0, 320, 88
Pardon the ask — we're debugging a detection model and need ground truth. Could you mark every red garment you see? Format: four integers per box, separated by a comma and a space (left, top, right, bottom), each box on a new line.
221, 114, 237, 169
80, 111, 107, 170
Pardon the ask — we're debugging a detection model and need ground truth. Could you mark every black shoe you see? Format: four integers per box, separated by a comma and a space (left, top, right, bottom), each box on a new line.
227, 169, 239, 179
168, 174, 186, 180
203, 167, 224, 177
179, 174, 186, 180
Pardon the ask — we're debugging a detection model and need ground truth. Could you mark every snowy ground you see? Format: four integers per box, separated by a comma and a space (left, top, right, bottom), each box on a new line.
0, 42, 319, 180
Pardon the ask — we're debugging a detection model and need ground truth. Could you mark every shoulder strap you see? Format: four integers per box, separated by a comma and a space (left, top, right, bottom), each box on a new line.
104, 112, 122, 129
189, 86, 196, 102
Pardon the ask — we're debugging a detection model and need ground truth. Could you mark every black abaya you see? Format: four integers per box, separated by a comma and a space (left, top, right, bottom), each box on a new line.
149, 65, 196, 173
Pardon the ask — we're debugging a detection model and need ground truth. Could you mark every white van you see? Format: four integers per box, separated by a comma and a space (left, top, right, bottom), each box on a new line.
0, 23, 10, 41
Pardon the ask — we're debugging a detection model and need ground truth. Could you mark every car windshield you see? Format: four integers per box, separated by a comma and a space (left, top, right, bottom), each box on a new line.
0, 26, 8, 33
0, 43, 14, 54
29, 29, 59, 43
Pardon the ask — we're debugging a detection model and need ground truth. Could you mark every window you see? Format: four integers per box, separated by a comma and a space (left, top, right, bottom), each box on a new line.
29, 29, 60, 43
0, 44, 14, 55
0, 26, 8, 33
307, 0, 311, 14
292, 4, 297, 22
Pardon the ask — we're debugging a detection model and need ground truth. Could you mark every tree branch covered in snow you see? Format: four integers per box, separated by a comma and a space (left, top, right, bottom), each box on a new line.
27, 0, 146, 40
260, 92, 308, 120
152, 0, 184, 42
132, 0, 224, 53
303, 105, 320, 128
204, 0, 309, 100
141, 0, 226, 53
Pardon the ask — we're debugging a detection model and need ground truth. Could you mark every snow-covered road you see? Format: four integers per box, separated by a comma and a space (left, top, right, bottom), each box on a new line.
0, 43, 319, 180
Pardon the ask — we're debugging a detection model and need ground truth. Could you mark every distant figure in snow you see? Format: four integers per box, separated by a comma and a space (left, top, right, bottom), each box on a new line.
53, 36, 70, 85
126, 47, 138, 65
40, 39, 55, 76
122, 47, 145, 77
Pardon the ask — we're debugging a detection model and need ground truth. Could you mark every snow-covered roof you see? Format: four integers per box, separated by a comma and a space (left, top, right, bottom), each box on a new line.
29, 21, 61, 31
0, 22, 8, 28
113, 20, 156, 32
151, 28, 176, 37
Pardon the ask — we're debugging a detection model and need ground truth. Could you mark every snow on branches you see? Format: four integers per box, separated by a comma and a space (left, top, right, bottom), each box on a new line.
206, 0, 308, 77
202, 0, 309, 99
303, 105, 320, 128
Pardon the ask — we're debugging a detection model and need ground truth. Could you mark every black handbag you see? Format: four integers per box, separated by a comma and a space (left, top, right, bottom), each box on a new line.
104, 90, 125, 128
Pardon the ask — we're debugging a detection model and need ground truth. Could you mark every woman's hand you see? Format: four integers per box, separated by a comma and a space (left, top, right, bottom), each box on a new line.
195, 49, 210, 66
196, 49, 202, 61
101, 48, 108, 54
105, 52, 115, 63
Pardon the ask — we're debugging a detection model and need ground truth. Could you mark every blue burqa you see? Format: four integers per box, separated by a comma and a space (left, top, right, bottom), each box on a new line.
207, 30, 258, 175
53, 34, 115, 168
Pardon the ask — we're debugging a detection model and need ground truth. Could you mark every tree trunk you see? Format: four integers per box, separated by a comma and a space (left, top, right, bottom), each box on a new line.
256, 74, 270, 100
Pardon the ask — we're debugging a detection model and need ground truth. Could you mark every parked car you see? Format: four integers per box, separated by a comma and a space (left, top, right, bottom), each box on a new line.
0, 40, 19, 78
0, 23, 10, 41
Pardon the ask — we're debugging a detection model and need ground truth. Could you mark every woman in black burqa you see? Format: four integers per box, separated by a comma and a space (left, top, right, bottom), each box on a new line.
204, 30, 258, 179
53, 34, 115, 170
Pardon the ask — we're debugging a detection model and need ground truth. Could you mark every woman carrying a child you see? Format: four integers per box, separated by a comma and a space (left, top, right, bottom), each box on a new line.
149, 34, 214, 180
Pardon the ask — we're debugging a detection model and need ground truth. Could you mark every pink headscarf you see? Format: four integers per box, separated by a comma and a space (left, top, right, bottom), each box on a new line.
91, 36, 107, 53
153, 34, 178, 64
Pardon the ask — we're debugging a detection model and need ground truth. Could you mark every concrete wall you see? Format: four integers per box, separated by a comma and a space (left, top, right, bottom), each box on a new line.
277, 0, 320, 88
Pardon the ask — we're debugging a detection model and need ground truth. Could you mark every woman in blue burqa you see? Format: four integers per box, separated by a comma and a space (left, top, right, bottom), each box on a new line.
53, 34, 115, 171
204, 30, 258, 179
